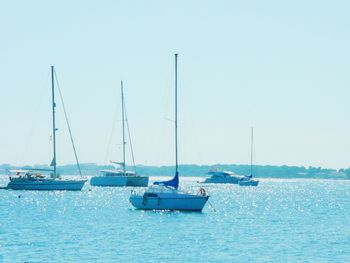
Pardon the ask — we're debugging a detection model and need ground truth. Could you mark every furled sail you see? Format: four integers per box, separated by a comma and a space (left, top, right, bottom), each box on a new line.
154, 171, 179, 189
50, 157, 56, 167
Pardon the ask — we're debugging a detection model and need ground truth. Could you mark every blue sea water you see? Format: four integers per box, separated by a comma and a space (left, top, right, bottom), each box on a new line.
0, 176, 349, 263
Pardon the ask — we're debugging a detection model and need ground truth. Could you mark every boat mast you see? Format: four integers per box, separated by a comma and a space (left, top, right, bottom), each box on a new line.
121, 81, 126, 176
51, 66, 57, 178
250, 127, 253, 176
175, 54, 178, 176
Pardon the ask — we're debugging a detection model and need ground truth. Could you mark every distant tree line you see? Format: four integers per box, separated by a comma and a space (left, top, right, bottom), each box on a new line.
0, 163, 349, 179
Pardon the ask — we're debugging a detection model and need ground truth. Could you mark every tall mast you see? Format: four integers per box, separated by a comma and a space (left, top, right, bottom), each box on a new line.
152, 54, 180, 189
51, 66, 57, 178
121, 81, 126, 176
250, 127, 254, 176
175, 54, 178, 176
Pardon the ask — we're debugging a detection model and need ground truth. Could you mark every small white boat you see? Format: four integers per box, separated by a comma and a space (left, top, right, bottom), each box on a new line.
129, 54, 209, 211
202, 170, 244, 184
90, 81, 148, 187
4, 66, 87, 191
239, 127, 259, 187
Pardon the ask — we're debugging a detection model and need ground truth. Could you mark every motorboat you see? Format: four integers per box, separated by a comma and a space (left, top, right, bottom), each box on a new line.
202, 170, 244, 184
90, 81, 148, 187
4, 66, 87, 191
129, 54, 209, 211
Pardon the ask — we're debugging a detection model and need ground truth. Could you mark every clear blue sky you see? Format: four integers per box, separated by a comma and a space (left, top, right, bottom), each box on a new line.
1, 0, 350, 169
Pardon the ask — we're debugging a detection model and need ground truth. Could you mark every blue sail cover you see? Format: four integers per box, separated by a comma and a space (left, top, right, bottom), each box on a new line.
154, 171, 179, 189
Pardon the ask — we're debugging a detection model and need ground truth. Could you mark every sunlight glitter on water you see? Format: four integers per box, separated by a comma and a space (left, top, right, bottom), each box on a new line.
0, 176, 349, 262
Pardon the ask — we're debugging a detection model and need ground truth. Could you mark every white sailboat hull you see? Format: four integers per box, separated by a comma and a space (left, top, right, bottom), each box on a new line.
7, 179, 87, 191
90, 176, 148, 187
127, 176, 149, 187
130, 193, 209, 211
90, 176, 127, 186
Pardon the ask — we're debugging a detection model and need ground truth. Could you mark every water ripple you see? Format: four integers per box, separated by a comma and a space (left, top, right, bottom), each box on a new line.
0, 177, 349, 262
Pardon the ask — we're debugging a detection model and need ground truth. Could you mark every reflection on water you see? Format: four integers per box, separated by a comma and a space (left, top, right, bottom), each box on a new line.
0, 176, 349, 262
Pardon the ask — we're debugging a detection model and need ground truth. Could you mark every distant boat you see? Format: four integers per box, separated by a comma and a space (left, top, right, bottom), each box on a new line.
7, 170, 86, 191
130, 54, 209, 211
91, 167, 148, 187
238, 127, 259, 187
90, 81, 149, 187
5, 66, 87, 191
202, 169, 245, 184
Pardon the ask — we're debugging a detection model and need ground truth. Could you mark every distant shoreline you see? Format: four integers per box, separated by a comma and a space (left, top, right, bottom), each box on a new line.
1, 163, 349, 180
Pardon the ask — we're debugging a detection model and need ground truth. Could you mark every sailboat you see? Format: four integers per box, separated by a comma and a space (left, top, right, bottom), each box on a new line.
129, 54, 209, 211
238, 127, 259, 186
5, 66, 87, 191
90, 81, 149, 187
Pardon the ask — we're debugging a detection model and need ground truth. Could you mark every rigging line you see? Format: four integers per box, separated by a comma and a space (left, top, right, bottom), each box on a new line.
251, 127, 254, 176
22, 71, 51, 164
253, 128, 258, 176
123, 98, 136, 173
207, 200, 217, 212
154, 69, 173, 165
53, 70, 82, 176
104, 102, 118, 165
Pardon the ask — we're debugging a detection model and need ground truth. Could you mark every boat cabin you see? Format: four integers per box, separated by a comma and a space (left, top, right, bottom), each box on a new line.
100, 169, 136, 177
